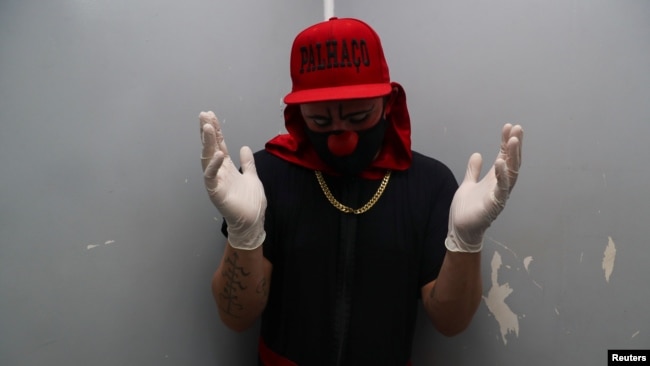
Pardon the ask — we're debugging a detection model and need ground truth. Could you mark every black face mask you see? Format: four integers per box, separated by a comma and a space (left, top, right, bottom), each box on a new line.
305, 118, 388, 176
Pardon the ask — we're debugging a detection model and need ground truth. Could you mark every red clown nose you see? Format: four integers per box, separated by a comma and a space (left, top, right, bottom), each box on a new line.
327, 131, 358, 156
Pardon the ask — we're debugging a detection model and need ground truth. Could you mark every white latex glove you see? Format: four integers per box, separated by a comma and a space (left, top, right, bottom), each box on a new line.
446, 124, 523, 253
199, 111, 267, 250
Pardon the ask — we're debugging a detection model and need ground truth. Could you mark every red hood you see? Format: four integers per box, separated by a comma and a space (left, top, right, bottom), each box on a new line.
265, 82, 412, 180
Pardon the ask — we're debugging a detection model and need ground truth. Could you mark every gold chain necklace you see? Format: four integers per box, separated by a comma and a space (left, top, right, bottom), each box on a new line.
314, 170, 391, 214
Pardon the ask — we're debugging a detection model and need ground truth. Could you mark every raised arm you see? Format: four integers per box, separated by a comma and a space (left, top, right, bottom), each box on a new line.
423, 123, 523, 336
199, 111, 272, 332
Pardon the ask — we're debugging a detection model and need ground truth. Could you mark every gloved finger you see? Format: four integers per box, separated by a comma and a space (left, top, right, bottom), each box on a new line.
199, 111, 218, 138
505, 136, 521, 192
204, 150, 225, 186
463, 153, 483, 184
487, 124, 523, 194
493, 158, 509, 207
497, 123, 513, 161
213, 118, 230, 158
239, 146, 258, 177
200, 111, 230, 157
509, 124, 524, 167
201, 123, 217, 171
509, 124, 523, 145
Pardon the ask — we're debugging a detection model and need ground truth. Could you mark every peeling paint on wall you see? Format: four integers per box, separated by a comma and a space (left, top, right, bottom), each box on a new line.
86, 240, 115, 250
490, 237, 518, 258
487, 237, 542, 289
523, 256, 533, 273
602, 236, 616, 283
483, 251, 520, 345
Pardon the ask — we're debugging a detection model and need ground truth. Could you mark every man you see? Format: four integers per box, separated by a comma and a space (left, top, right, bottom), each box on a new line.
199, 17, 523, 366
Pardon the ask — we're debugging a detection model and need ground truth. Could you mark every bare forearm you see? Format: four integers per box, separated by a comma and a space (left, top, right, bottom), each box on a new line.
424, 251, 482, 336
212, 243, 271, 332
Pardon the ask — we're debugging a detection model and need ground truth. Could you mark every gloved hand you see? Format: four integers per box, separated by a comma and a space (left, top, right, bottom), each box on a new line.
199, 111, 267, 250
446, 124, 523, 253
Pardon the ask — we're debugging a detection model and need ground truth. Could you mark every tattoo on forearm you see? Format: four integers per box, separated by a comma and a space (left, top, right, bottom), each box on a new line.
256, 277, 269, 307
256, 277, 269, 297
219, 252, 250, 317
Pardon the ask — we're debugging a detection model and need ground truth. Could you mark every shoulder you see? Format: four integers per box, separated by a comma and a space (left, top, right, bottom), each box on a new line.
407, 151, 456, 184
252, 149, 312, 187
253, 149, 294, 175
391, 151, 459, 204
253, 149, 284, 166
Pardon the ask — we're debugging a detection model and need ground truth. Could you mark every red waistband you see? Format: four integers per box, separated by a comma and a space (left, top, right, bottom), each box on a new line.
258, 337, 412, 366
259, 337, 297, 366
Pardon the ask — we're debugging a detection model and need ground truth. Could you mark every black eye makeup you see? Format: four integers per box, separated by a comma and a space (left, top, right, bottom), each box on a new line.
311, 117, 332, 127
304, 103, 377, 128
340, 104, 375, 124
348, 114, 369, 124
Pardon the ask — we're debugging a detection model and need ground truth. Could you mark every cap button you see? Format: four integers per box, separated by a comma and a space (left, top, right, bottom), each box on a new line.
329, 17, 338, 20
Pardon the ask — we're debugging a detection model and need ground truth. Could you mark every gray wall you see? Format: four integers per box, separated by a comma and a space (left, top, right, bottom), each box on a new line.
1, 0, 648, 365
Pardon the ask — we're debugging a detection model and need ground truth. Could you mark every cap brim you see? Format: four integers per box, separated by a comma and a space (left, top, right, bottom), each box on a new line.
284, 83, 392, 104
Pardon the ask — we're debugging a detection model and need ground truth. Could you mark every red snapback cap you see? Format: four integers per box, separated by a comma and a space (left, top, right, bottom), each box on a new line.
283, 17, 392, 104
